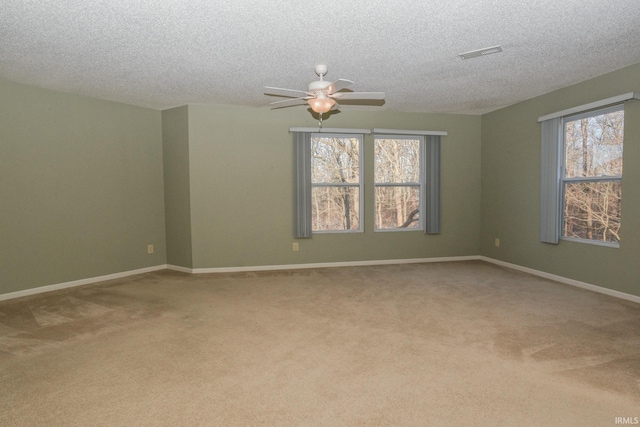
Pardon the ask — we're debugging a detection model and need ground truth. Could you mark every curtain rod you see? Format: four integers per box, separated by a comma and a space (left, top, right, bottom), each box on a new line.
289, 127, 448, 135
537, 92, 639, 122
289, 127, 372, 134
372, 128, 448, 136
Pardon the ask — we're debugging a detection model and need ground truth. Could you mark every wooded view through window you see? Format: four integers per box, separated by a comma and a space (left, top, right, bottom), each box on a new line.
311, 135, 362, 232
562, 105, 623, 244
374, 137, 422, 230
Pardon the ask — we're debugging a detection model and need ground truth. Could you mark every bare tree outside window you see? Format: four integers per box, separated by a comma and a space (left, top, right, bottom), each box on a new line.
311, 135, 362, 231
562, 106, 623, 243
374, 137, 422, 230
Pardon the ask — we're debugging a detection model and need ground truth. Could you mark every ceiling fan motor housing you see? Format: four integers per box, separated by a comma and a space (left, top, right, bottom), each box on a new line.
308, 80, 330, 94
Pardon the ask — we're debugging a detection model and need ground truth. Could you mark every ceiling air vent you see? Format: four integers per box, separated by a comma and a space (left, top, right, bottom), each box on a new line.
459, 45, 503, 60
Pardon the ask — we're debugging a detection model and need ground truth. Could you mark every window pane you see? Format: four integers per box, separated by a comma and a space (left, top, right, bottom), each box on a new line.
564, 110, 624, 178
374, 138, 420, 183
563, 181, 621, 243
375, 186, 420, 229
312, 186, 360, 231
311, 137, 360, 184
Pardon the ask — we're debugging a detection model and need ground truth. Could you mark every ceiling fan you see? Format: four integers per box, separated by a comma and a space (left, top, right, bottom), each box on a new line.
264, 64, 385, 124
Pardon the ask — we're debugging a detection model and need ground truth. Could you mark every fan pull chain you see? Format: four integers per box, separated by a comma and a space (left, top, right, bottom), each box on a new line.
319, 112, 323, 129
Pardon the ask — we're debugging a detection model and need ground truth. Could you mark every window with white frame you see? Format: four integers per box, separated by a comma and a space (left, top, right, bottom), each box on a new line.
311, 134, 363, 232
374, 136, 424, 230
294, 129, 442, 238
561, 105, 624, 245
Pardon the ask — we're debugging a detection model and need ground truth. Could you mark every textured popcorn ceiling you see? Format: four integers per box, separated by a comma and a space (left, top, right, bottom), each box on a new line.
2, 0, 640, 114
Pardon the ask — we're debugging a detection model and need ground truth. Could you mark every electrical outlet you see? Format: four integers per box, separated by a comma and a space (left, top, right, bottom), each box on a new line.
147, 244, 154, 254
494, 238, 500, 247
292, 242, 299, 252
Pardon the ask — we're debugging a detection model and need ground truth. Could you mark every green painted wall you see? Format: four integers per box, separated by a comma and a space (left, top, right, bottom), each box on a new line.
7, 61, 636, 298
480, 63, 640, 296
162, 106, 193, 268
186, 104, 482, 268
0, 78, 166, 294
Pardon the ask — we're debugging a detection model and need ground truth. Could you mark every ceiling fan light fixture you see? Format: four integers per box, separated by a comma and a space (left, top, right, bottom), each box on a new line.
307, 95, 335, 113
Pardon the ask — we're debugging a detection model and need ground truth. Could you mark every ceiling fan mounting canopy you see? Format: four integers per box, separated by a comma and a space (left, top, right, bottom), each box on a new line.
314, 64, 328, 76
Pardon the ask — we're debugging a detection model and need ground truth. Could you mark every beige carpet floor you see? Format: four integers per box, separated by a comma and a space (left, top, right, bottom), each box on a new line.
0, 261, 639, 426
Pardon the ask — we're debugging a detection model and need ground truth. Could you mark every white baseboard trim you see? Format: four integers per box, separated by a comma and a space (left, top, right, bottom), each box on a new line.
3, 259, 476, 302
479, 256, 640, 304
0, 265, 168, 302
166, 264, 192, 274
168, 256, 481, 274
4, 257, 638, 305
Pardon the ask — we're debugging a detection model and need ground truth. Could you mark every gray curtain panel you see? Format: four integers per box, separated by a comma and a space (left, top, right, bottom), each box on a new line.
293, 132, 312, 238
540, 117, 562, 244
425, 135, 441, 234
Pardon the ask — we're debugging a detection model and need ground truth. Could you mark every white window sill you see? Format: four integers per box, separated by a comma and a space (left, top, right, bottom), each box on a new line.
560, 236, 620, 248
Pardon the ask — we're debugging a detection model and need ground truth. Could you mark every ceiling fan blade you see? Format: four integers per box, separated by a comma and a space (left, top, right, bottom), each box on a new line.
331, 92, 385, 100
269, 98, 309, 109
325, 79, 353, 94
270, 96, 310, 105
331, 102, 341, 111
264, 86, 312, 97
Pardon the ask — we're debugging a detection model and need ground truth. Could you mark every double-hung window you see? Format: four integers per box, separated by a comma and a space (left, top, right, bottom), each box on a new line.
310, 133, 363, 232
374, 136, 424, 230
540, 98, 626, 246
561, 105, 624, 245
294, 129, 442, 237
